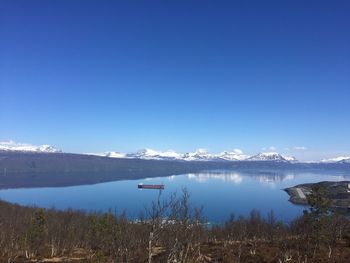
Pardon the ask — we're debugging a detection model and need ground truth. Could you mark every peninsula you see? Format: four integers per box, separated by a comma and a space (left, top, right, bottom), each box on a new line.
285, 181, 350, 210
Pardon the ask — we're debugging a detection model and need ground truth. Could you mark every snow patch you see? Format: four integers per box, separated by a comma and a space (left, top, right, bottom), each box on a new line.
248, 152, 296, 162
0, 140, 61, 153
321, 156, 350, 163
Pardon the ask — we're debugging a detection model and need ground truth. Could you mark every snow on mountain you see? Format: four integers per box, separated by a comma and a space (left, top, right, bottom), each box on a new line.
321, 156, 350, 163
182, 148, 216, 161
88, 149, 183, 160
126, 148, 184, 160
37, 145, 61, 153
85, 151, 126, 158
127, 148, 250, 162
105, 151, 126, 158
248, 152, 297, 162
1, 141, 346, 164
86, 148, 299, 162
0, 141, 302, 163
217, 149, 249, 161
0, 140, 61, 153
90, 148, 249, 162
283, 156, 298, 162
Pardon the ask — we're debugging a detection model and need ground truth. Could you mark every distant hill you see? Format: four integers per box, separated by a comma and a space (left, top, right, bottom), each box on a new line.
0, 140, 61, 153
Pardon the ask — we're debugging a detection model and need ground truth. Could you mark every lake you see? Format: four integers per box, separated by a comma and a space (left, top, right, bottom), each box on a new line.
0, 169, 349, 223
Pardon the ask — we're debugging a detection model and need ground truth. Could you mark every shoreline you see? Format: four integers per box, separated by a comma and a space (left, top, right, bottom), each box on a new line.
284, 181, 350, 211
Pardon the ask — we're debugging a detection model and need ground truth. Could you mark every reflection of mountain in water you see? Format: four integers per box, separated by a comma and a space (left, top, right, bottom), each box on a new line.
169, 171, 350, 187
252, 173, 295, 184
186, 172, 243, 184
184, 171, 296, 185
250, 171, 350, 185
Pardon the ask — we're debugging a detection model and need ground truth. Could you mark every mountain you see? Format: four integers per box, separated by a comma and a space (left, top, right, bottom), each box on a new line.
1, 141, 309, 163
341, 158, 350, 164
216, 149, 249, 161
87, 151, 126, 158
283, 156, 298, 162
321, 156, 350, 164
248, 152, 297, 162
182, 149, 217, 161
0, 140, 61, 153
88, 148, 299, 162
122, 148, 249, 162
126, 148, 184, 160
105, 151, 126, 158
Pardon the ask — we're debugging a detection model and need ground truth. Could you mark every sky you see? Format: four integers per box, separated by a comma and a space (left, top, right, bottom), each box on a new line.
0, 0, 349, 161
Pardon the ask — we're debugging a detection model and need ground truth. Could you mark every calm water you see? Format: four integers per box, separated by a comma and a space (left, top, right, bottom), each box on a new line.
0, 170, 349, 223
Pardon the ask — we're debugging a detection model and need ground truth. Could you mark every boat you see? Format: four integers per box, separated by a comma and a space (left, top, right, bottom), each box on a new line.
138, 183, 164, 190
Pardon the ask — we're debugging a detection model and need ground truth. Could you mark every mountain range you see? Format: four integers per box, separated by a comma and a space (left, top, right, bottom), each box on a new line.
1, 140, 349, 164
0, 141, 61, 153
86, 148, 295, 162
321, 156, 350, 164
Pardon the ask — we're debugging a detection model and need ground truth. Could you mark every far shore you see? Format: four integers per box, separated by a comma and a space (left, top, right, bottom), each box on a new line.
1, 151, 350, 189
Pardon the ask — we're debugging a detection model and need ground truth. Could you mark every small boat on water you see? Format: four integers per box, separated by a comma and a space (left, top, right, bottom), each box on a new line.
138, 183, 164, 190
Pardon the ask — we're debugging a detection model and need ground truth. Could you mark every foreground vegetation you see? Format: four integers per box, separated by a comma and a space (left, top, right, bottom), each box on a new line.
1, 188, 350, 263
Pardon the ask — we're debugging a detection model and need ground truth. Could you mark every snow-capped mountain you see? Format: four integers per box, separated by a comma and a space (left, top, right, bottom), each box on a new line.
321, 156, 350, 164
87, 151, 126, 158
126, 148, 184, 160
182, 149, 216, 161
283, 156, 298, 162
217, 149, 249, 161
86, 148, 299, 162
88, 148, 249, 161
0, 140, 303, 163
248, 152, 297, 162
0, 140, 61, 153
105, 151, 126, 158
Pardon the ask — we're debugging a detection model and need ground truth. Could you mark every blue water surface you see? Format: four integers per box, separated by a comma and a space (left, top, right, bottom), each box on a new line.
0, 170, 349, 223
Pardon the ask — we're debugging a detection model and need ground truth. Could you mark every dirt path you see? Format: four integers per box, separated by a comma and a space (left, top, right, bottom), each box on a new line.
296, 187, 306, 199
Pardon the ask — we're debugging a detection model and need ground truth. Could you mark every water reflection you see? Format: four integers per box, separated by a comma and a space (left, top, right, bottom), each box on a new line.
186, 172, 243, 184
183, 171, 296, 185
0, 170, 349, 222
251, 174, 295, 186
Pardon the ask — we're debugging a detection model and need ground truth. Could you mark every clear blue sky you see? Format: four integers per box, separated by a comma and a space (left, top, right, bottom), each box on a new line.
0, 0, 349, 161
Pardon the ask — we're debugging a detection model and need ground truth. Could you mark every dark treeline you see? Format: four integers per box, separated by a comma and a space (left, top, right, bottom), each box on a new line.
1, 187, 350, 263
